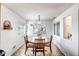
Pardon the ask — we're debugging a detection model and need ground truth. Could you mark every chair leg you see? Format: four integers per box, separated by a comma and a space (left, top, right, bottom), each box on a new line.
33, 47, 34, 56
50, 46, 52, 53
25, 47, 28, 55
43, 48, 45, 56
35, 48, 36, 56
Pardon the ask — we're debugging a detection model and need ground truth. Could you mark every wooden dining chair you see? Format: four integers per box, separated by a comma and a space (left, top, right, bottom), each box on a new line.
24, 35, 34, 55
45, 35, 53, 53
34, 39, 46, 56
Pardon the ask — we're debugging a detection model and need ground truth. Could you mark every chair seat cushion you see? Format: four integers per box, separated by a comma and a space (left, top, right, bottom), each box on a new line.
27, 43, 34, 48
45, 43, 50, 47
32, 49, 47, 52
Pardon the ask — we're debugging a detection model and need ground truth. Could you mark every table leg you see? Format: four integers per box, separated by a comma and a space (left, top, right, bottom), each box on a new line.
35, 48, 36, 56
33, 47, 34, 56
43, 48, 45, 56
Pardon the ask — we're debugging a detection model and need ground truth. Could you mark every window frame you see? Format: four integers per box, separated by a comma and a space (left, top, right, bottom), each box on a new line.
54, 22, 60, 36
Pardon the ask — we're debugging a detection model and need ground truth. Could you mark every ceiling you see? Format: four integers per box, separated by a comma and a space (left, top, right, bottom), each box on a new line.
2, 3, 74, 20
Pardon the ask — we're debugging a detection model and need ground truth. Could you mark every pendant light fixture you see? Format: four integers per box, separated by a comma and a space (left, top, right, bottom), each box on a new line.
37, 15, 41, 24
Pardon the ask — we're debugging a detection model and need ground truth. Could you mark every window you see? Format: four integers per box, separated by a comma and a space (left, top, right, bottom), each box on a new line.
57, 22, 60, 36
54, 22, 60, 36
54, 24, 56, 35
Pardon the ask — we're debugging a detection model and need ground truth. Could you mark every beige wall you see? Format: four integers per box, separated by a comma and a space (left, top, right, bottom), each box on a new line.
0, 3, 1, 23
0, 3, 1, 47
78, 8, 79, 56
0, 3, 1, 19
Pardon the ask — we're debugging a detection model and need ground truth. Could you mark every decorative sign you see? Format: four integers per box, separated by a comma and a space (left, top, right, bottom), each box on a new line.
3, 20, 12, 30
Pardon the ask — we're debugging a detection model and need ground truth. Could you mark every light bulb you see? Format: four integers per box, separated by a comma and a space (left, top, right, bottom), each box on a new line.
37, 21, 41, 24
35, 29, 38, 32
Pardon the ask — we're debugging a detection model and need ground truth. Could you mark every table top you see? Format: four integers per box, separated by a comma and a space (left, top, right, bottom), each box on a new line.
32, 37, 49, 42
34, 39, 45, 43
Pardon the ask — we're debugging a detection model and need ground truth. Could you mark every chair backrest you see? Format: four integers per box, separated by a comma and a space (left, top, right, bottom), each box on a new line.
34, 39, 45, 48
50, 35, 53, 44
24, 35, 28, 44
35, 38, 45, 41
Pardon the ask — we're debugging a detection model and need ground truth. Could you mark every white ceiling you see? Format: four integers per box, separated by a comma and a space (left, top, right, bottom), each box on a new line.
3, 3, 73, 20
